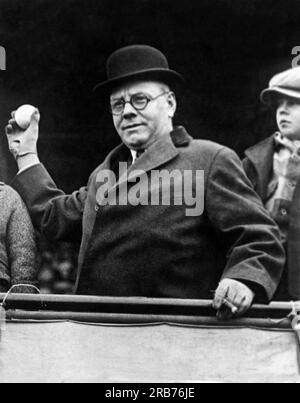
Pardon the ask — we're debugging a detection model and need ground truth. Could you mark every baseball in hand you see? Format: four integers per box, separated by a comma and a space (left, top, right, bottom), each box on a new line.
15, 104, 37, 130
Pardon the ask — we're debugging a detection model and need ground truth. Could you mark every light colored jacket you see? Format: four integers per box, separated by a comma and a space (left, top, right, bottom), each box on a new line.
0, 183, 38, 292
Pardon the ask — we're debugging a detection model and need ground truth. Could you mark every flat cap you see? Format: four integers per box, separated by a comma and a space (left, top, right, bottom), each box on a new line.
261, 67, 300, 105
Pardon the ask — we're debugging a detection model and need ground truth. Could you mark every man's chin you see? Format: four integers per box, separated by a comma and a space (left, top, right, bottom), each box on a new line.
124, 133, 149, 148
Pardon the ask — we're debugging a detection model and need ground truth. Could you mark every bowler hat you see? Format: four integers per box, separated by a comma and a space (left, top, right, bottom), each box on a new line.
261, 67, 300, 105
94, 45, 185, 95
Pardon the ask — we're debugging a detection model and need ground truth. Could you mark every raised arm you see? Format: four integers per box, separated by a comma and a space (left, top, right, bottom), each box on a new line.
6, 107, 87, 243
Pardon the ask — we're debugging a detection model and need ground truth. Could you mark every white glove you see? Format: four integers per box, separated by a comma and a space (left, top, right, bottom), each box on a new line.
5, 108, 40, 160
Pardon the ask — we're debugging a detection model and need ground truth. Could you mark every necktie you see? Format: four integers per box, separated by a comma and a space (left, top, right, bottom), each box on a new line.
136, 149, 144, 159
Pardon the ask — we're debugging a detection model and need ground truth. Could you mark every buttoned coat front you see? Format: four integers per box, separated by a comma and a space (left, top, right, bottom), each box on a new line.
12, 127, 284, 300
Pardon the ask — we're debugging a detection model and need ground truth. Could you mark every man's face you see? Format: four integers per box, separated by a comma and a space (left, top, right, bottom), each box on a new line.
276, 95, 300, 140
110, 81, 177, 150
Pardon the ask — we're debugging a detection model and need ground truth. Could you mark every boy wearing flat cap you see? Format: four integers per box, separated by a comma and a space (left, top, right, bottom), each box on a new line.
5, 45, 284, 317
244, 66, 300, 300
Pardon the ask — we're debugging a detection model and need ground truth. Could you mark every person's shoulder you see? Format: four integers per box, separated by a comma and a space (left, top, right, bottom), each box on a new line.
244, 135, 275, 156
0, 183, 23, 201
86, 160, 110, 188
190, 138, 225, 151
88, 159, 110, 183
179, 138, 238, 174
189, 139, 226, 153
0, 182, 12, 194
188, 138, 234, 160
0, 183, 25, 213
88, 143, 125, 184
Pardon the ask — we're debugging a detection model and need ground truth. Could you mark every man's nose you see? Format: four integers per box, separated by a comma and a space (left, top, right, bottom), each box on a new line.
123, 101, 137, 118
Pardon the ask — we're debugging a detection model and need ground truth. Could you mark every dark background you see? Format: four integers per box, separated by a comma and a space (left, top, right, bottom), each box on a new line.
0, 0, 299, 191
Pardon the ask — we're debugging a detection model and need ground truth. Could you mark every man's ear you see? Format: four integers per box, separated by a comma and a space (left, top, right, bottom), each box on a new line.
167, 92, 177, 118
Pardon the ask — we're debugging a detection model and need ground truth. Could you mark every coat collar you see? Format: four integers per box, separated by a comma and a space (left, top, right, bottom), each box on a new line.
245, 135, 275, 166
96, 126, 192, 201
116, 126, 192, 189
244, 135, 276, 200
103, 126, 192, 173
170, 126, 193, 147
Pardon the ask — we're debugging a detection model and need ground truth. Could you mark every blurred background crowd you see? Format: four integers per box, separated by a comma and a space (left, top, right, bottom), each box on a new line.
37, 238, 79, 294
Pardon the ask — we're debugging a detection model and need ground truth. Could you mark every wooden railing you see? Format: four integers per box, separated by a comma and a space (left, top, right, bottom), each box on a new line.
0, 294, 295, 329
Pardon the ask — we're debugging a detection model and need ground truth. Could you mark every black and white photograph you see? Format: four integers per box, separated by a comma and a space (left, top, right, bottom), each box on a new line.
0, 0, 299, 384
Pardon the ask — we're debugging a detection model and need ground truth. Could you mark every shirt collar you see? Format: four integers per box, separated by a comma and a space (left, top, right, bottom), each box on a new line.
274, 132, 300, 156
130, 149, 146, 164
130, 149, 137, 161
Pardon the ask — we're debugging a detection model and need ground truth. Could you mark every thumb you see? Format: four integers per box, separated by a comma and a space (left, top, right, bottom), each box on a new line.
29, 108, 40, 128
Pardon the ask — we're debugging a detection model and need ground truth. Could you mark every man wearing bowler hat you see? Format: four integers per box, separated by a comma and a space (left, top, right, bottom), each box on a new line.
244, 66, 300, 301
5, 45, 284, 318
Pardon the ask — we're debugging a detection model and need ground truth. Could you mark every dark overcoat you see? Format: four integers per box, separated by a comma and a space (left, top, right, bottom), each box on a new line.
12, 127, 284, 300
244, 135, 300, 300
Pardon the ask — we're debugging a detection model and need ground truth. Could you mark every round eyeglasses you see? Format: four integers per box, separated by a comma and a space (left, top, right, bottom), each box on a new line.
110, 91, 170, 116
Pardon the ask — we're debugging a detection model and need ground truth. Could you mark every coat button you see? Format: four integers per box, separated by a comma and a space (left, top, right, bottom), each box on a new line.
95, 205, 99, 212
280, 208, 288, 216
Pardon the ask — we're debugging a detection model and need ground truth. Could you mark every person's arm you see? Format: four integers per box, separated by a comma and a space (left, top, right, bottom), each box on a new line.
11, 164, 88, 243
209, 148, 285, 313
6, 108, 87, 243
6, 187, 38, 293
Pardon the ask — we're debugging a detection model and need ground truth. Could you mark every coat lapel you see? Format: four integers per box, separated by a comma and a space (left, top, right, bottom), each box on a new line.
123, 134, 178, 181
93, 143, 130, 206
244, 135, 276, 201
107, 130, 183, 197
